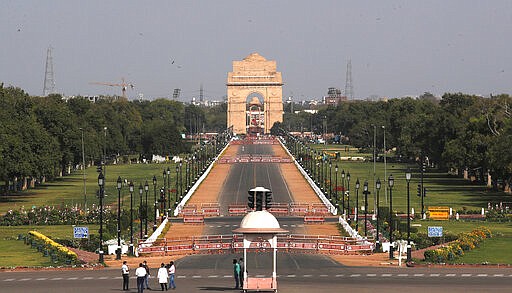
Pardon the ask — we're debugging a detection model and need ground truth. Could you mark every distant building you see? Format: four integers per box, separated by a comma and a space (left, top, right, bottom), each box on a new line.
323, 87, 347, 106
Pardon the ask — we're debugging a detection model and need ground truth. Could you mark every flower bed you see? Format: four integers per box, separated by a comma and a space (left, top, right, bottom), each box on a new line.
27, 230, 80, 265
424, 227, 492, 263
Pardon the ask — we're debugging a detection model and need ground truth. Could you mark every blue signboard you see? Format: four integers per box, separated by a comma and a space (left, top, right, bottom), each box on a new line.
73, 226, 89, 239
428, 226, 443, 237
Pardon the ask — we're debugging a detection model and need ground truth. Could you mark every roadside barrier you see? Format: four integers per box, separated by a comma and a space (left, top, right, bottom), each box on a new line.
303, 215, 325, 224
201, 203, 220, 216
183, 215, 205, 224
228, 204, 248, 216
140, 233, 373, 255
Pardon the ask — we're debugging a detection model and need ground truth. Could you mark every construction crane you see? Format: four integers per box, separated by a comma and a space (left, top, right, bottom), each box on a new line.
90, 78, 134, 99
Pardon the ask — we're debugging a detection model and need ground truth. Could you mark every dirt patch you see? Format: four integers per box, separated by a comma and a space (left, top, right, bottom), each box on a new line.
304, 223, 340, 236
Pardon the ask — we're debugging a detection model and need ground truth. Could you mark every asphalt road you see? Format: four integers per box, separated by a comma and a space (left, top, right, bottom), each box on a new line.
218, 144, 293, 215
4, 143, 512, 292
2, 266, 511, 293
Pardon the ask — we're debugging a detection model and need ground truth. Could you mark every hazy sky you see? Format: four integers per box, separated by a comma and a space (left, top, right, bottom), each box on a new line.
1, 0, 511, 101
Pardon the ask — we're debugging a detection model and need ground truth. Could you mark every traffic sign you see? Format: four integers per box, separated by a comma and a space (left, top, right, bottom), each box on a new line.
73, 226, 89, 239
428, 226, 443, 237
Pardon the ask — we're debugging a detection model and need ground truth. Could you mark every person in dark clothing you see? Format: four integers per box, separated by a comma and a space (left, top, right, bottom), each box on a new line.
238, 258, 245, 288
142, 260, 151, 290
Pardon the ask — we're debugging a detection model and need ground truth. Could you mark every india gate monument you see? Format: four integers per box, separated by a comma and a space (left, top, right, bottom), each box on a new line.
227, 53, 283, 135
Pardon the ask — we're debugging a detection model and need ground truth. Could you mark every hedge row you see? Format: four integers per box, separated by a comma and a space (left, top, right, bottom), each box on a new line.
423, 227, 492, 263
27, 230, 80, 265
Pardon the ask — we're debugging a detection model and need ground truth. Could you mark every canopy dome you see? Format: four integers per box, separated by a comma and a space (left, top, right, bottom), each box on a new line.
233, 210, 288, 234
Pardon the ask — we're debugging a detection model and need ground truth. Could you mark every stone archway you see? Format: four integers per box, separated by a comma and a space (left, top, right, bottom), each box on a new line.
227, 53, 283, 135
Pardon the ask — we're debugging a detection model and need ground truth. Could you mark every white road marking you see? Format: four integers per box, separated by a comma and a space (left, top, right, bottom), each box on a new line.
67, 277, 78, 280
461, 274, 472, 277
477, 274, 488, 277
177, 276, 186, 279
98, 276, 108, 279
287, 275, 296, 278
366, 274, 376, 277
223, 275, 231, 278
397, 274, 408, 277
350, 274, 361, 277
430, 274, 440, 277
414, 274, 424, 277
303, 274, 312, 277
83, 277, 93, 280
19, 278, 31, 281
192, 275, 202, 278
381, 274, 392, 277
335, 274, 345, 277
36, 278, 47, 280
3, 279, 15, 282
493, 274, 504, 277
446, 274, 456, 277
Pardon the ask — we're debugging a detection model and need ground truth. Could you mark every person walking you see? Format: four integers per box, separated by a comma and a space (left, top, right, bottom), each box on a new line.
238, 258, 245, 288
142, 260, 151, 290
157, 263, 168, 291
121, 261, 130, 291
135, 262, 147, 293
168, 260, 176, 289
233, 258, 240, 289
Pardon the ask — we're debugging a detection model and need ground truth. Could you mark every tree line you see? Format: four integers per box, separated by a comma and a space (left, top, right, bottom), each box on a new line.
281, 93, 512, 191
0, 85, 226, 192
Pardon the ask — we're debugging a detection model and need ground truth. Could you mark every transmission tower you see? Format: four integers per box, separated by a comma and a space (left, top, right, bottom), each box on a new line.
199, 83, 204, 102
43, 46, 56, 96
344, 59, 354, 100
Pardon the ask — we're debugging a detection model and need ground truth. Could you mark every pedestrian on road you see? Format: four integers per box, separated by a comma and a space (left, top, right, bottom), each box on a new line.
143, 260, 151, 290
238, 258, 245, 288
135, 262, 147, 293
157, 263, 168, 291
168, 260, 176, 289
121, 261, 130, 291
233, 258, 240, 289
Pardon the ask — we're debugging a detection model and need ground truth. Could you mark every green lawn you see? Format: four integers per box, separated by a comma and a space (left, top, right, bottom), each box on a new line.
0, 163, 182, 214
454, 237, 512, 264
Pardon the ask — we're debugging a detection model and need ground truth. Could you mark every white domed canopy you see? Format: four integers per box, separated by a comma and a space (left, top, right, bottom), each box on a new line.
233, 211, 288, 234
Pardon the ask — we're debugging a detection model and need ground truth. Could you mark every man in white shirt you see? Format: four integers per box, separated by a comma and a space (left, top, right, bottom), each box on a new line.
168, 260, 176, 289
135, 262, 147, 293
121, 261, 130, 291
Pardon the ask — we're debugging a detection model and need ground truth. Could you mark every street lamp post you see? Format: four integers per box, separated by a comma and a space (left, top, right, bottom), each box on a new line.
144, 181, 149, 238
79, 127, 87, 208
406, 169, 412, 263
129, 182, 134, 255
179, 161, 183, 201
162, 170, 167, 211
388, 174, 395, 260
166, 167, 171, 214
138, 184, 143, 241
175, 166, 179, 208
375, 178, 381, 251
97, 172, 105, 263
335, 165, 338, 213
346, 172, 351, 223
341, 170, 345, 215
329, 161, 332, 200
116, 176, 122, 260
355, 179, 360, 232
152, 176, 157, 231
363, 180, 369, 237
